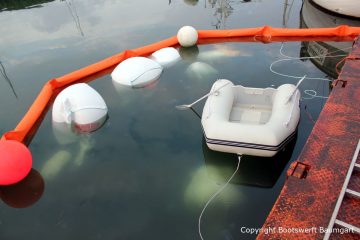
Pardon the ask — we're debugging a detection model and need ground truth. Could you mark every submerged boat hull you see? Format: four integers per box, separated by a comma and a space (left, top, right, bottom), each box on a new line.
311, 0, 360, 18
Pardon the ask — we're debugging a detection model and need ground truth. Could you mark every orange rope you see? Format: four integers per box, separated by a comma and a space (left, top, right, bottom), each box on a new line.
1, 26, 360, 144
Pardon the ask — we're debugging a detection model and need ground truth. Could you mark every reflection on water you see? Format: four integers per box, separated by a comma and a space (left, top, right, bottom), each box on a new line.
183, 44, 251, 80
0, 60, 18, 99
208, 0, 234, 29
300, 0, 360, 78
61, 0, 84, 37
183, 0, 199, 6
198, 44, 252, 62
203, 136, 297, 188
179, 46, 200, 61
282, 0, 295, 27
0, 0, 54, 11
0, 169, 44, 208
173, 0, 237, 29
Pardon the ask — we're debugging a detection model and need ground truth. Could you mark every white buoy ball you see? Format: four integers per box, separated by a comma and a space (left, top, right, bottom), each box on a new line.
177, 26, 198, 47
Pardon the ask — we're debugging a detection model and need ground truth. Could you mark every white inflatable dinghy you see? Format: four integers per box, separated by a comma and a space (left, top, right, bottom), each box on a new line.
201, 79, 300, 157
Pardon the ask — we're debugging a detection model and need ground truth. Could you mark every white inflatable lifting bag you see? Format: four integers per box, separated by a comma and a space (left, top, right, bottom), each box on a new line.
111, 57, 163, 87
151, 47, 180, 67
52, 83, 108, 129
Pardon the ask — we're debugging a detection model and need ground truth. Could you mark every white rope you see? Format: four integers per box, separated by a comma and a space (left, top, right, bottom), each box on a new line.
303, 89, 329, 99
274, 43, 351, 81
198, 155, 242, 240
270, 57, 345, 82
270, 43, 353, 100
130, 67, 163, 85
279, 43, 298, 59
279, 43, 352, 60
177, 81, 230, 110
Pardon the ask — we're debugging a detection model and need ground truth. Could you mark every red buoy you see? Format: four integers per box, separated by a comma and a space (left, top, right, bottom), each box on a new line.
0, 140, 32, 185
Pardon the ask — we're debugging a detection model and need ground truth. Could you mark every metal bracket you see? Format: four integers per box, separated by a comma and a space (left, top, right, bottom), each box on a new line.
332, 79, 347, 88
287, 161, 311, 179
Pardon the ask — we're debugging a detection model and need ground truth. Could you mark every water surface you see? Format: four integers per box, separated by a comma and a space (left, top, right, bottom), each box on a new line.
0, 1, 347, 239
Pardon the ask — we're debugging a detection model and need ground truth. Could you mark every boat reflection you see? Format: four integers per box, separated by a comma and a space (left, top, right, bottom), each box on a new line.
300, 0, 360, 78
202, 134, 297, 188
0, 0, 54, 12
0, 169, 45, 208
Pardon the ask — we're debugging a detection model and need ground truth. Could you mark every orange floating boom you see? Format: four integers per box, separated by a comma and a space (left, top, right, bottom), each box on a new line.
1, 25, 360, 144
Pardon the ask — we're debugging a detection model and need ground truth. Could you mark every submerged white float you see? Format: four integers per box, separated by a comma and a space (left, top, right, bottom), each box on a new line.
52, 83, 108, 133
151, 47, 180, 67
111, 57, 163, 88
186, 62, 218, 80
201, 79, 300, 157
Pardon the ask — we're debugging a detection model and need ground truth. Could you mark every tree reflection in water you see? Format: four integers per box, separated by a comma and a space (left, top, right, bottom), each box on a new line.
173, 0, 255, 29
0, 60, 18, 99
208, 0, 234, 29
0, 0, 54, 11
61, 0, 85, 37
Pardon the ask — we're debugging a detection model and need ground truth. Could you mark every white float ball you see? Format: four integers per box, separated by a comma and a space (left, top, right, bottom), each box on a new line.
177, 26, 198, 47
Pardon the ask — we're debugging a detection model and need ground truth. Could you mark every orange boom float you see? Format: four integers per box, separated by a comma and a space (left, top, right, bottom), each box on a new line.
0, 25, 359, 186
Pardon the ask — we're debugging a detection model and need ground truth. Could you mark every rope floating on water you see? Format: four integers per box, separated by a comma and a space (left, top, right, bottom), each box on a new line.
269, 43, 354, 100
